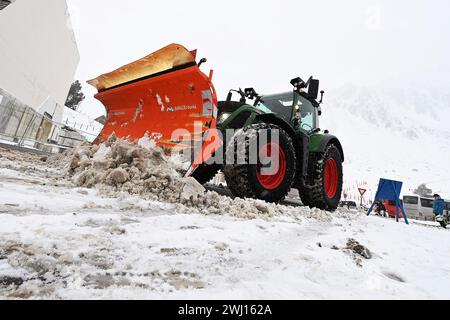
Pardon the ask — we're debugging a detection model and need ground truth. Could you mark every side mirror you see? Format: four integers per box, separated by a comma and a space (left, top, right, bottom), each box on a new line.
319, 90, 325, 104
308, 79, 320, 100
226, 91, 233, 102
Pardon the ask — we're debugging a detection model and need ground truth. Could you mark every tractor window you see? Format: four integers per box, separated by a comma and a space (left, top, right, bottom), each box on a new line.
297, 95, 316, 132
257, 92, 294, 123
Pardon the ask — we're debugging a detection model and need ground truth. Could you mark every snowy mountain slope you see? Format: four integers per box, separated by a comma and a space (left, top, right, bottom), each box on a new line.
321, 84, 450, 200
1, 145, 450, 299
326, 84, 450, 138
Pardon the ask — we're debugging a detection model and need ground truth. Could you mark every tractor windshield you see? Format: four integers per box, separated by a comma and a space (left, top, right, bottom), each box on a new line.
297, 94, 316, 132
256, 92, 295, 123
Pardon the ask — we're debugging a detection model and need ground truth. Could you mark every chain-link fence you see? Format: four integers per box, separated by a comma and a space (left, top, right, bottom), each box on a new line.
0, 89, 88, 153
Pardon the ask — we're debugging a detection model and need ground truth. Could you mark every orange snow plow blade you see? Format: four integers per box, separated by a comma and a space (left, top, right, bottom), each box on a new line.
87, 44, 221, 172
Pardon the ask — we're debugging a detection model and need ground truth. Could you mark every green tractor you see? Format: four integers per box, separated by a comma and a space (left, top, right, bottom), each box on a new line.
87, 43, 343, 211
194, 77, 344, 211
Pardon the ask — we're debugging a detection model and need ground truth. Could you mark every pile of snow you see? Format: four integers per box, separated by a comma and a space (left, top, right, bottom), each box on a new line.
61, 138, 354, 221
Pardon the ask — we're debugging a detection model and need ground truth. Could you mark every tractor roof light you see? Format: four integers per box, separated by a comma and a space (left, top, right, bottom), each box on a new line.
244, 88, 259, 100
290, 77, 307, 91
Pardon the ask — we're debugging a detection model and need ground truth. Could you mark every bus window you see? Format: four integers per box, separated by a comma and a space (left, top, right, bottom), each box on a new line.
403, 196, 419, 205
420, 198, 434, 208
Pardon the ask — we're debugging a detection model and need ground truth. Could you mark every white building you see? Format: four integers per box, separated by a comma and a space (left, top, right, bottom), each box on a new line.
0, 0, 79, 123
0, 0, 81, 150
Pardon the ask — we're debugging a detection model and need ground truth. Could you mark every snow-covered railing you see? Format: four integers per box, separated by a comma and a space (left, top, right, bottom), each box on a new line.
0, 94, 89, 153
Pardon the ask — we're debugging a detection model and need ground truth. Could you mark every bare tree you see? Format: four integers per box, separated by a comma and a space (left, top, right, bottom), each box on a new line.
65, 80, 85, 111
413, 184, 433, 198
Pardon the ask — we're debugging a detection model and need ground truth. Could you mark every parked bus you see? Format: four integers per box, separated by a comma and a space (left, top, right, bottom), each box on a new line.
402, 195, 440, 221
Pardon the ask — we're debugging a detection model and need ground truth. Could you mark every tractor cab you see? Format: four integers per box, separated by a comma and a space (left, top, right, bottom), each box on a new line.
255, 90, 319, 134
222, 76, 323, 134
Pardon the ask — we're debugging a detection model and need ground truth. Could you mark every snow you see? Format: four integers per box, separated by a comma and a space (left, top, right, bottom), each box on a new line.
1, 145, 450, 300
92, 144, 111, 161
137, 134, 158, 151
321, 83, 450, 201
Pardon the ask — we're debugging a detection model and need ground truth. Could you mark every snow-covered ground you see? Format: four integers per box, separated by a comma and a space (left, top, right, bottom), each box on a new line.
1, 144, 450, 300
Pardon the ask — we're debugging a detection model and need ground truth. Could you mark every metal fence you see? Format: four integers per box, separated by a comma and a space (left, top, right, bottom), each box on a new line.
0, 89, 87, 153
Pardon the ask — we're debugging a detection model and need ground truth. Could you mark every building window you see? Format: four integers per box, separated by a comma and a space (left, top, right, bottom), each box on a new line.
0, 0, 14, 11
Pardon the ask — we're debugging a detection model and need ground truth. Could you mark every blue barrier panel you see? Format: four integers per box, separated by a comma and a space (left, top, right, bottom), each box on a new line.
367, 178, 409, 224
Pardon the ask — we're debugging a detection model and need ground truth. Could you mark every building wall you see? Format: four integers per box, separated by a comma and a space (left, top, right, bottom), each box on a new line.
0, 87, 87, 151
0, 0, 79, 122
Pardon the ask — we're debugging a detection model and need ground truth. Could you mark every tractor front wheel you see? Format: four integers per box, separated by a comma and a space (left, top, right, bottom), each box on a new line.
224, 123, 296, 203
299, 144, 343, 211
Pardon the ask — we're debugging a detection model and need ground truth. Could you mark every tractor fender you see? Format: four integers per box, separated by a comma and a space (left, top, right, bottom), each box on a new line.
220, 104, 263, 129
309, 133, 345, 162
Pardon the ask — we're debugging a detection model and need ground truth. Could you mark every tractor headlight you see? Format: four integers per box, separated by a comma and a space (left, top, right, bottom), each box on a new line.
218, 113, 231, 124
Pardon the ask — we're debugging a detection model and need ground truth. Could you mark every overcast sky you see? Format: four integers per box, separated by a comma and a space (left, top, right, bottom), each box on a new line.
67, 0, 450, 118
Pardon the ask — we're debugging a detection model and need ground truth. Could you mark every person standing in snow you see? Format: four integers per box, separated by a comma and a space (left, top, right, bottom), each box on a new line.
433, 194, 447, 228
433, 194, 445, 217
433, 194, 445, 221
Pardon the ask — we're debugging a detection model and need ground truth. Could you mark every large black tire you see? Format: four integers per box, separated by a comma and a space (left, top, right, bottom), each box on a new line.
192, 164, 221, 185
223, 123, 296, 203
299, 144, 343, 211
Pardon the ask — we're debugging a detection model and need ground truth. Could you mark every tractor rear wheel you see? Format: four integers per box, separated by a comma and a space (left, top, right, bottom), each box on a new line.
299, 144, 343, 211
223, 123, 296, 203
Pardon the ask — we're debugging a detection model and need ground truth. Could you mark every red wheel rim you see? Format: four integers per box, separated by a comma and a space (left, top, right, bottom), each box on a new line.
256, 143, 287, 190
324, 158, 338, 198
